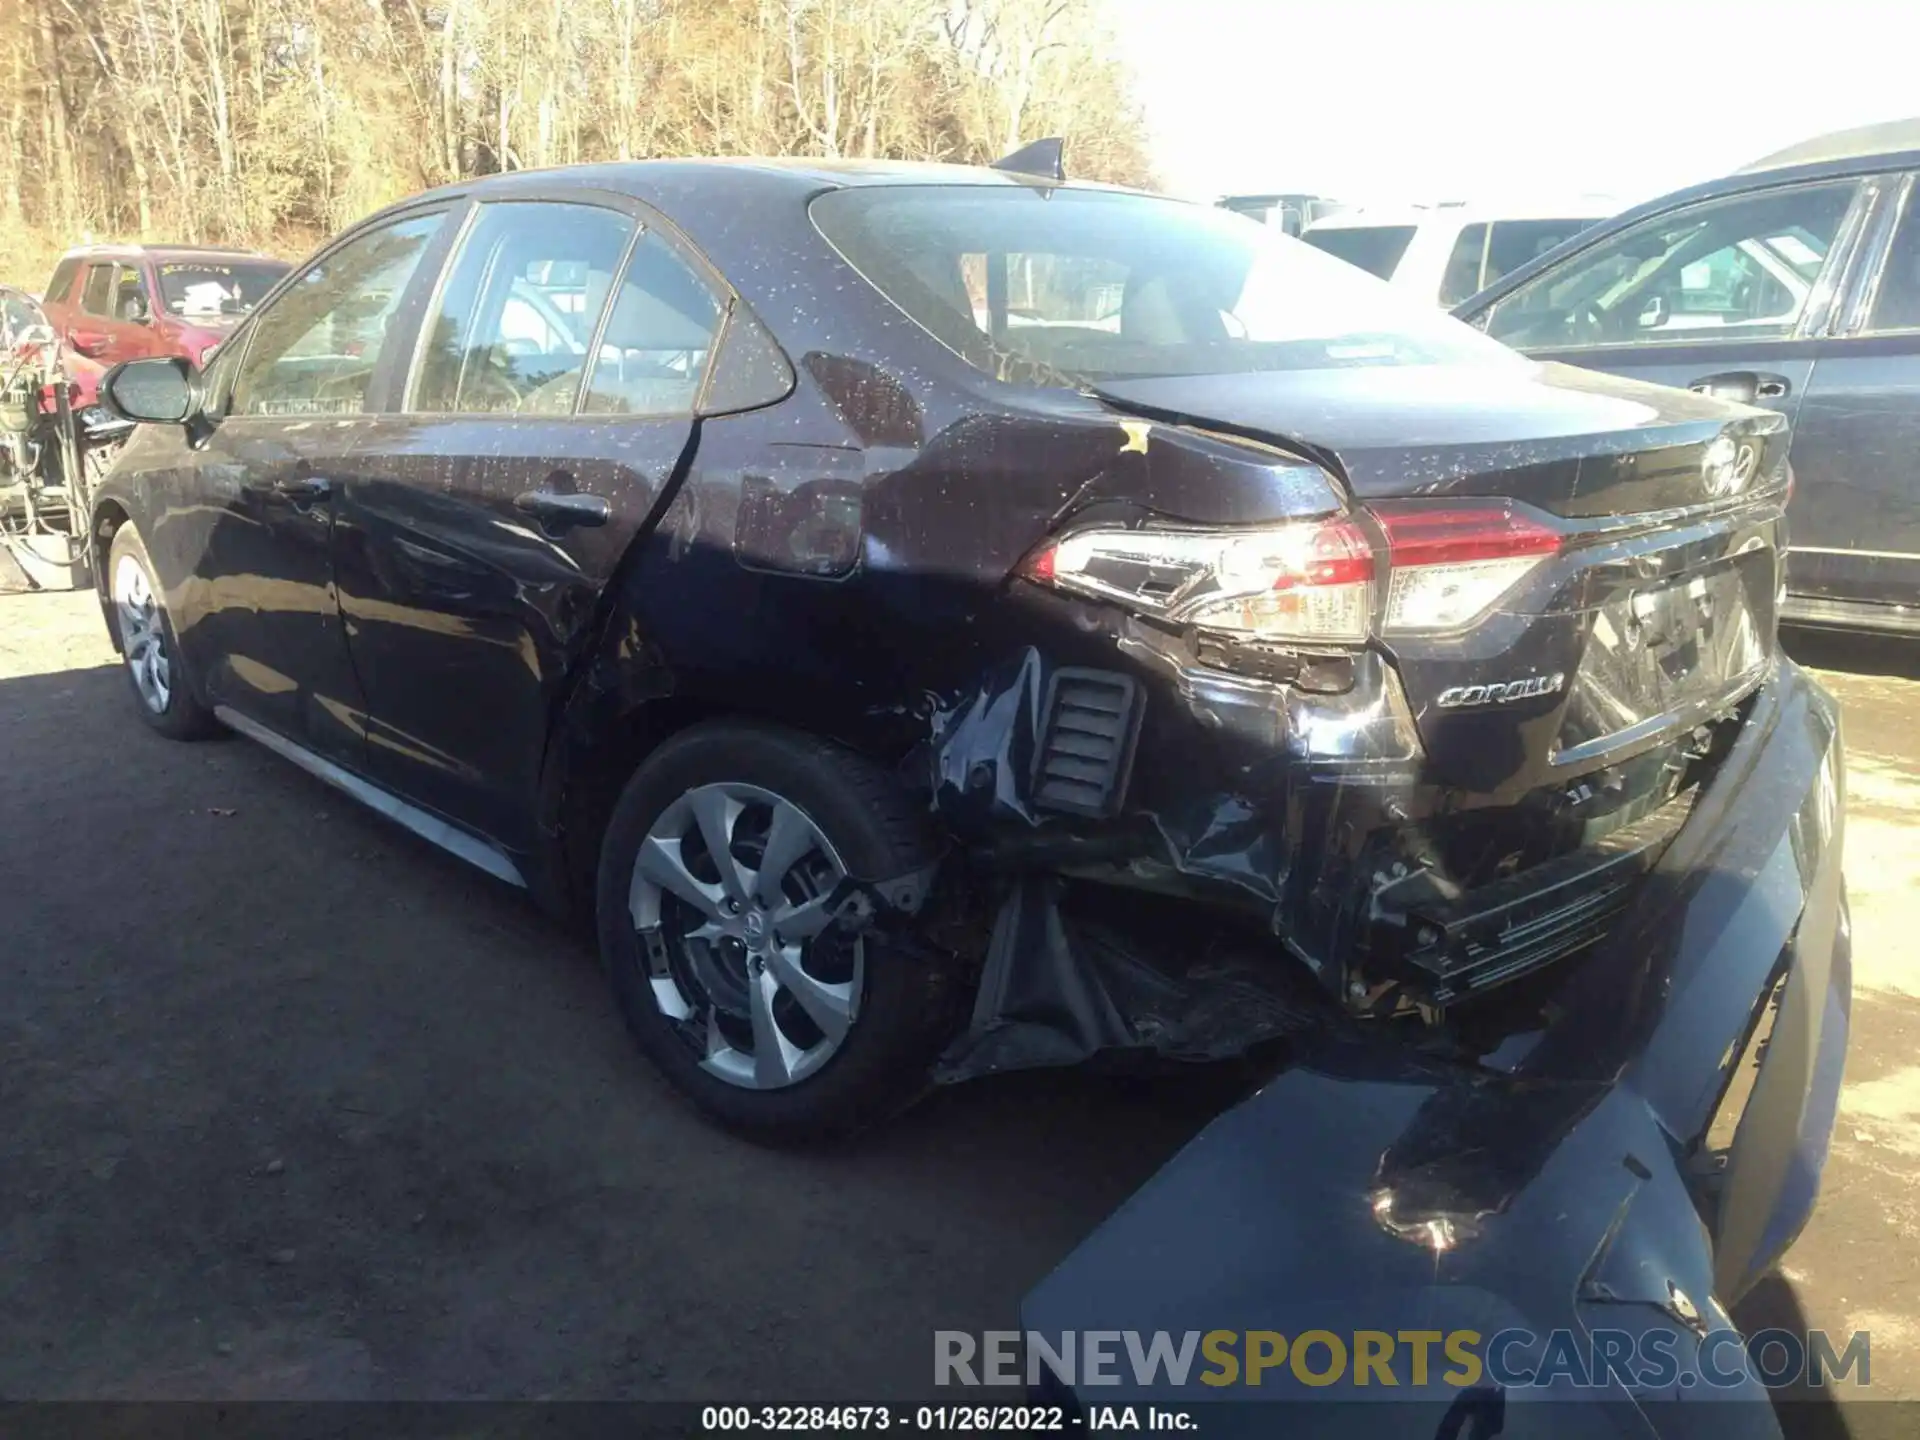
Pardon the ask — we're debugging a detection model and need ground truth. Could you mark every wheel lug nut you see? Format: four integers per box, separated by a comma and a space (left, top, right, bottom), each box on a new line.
724, 898, 741, 915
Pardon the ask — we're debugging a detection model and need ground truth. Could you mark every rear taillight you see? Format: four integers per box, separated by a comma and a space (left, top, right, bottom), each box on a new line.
1025, 501, 1561, 646
1026, 516, 1374, 642
1373, 502, 1561, 635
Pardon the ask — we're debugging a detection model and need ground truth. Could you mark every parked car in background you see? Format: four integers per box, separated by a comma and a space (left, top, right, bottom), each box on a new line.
1302, 199, 1615, 308
1217, 192, 1344, 237
1458, 120, 1920, 635
40, 245, 290, 369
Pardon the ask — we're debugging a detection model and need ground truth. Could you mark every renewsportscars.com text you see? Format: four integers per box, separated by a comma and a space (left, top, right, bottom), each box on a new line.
935, 1328, 1871, 1391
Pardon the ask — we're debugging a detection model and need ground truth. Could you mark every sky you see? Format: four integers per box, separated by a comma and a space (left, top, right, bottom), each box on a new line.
1115, 0, 1920, 209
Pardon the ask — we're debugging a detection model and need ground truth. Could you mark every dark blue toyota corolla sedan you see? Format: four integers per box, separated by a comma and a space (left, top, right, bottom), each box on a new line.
89, 146, 1845, 1434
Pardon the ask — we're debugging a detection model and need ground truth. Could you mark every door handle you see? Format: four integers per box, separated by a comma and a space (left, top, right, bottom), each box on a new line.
273, 474, 333, 502
1687, 371, 1791, 405
513, 489, 609, 530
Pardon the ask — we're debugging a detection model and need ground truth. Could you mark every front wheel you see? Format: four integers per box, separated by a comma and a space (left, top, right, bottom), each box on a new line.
596, 721, 952, 1139
108, 525, 220, 741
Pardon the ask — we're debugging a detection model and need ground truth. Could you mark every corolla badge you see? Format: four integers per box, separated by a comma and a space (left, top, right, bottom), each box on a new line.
1702, 435, 1759, 498
1436, 672, 1567, 709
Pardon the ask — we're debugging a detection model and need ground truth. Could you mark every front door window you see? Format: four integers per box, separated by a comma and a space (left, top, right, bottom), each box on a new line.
231, 212, 447, 418
1485, 182, 1858, 350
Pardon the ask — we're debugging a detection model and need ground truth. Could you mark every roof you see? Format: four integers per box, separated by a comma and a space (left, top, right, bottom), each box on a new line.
1305, 196, 1621, 230
1218, 192, 1335, 205
1739, 118, 1920, 174
400, 154, 1146, 210
57, 243, 285, 263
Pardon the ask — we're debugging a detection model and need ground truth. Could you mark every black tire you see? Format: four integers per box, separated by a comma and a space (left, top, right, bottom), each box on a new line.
106, 524, 220, 741
596, 720, 952, 1139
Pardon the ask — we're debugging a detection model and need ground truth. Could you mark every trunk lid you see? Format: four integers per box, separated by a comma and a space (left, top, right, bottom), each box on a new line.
1092, 361, 1790, 790
1095, 359, 1773, 519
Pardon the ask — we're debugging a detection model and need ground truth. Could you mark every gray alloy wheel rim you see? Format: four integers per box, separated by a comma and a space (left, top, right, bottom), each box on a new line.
113, 553, 172, 715
628, 781, 863, 1090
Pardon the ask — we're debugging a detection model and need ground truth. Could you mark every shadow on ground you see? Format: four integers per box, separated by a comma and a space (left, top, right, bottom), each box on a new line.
0, 660, 1241, 1400
6, 639, 1908, 1424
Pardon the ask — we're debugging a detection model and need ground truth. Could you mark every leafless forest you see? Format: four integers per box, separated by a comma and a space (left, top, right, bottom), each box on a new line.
1, 0, 1154, 285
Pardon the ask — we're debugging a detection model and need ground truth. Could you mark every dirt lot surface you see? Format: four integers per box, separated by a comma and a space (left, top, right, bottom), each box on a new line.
3, 588, 1917, 1424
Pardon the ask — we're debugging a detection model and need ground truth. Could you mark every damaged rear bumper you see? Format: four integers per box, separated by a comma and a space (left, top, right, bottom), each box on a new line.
931, 577, 1770, 1076
1017, 660, 1848, 1434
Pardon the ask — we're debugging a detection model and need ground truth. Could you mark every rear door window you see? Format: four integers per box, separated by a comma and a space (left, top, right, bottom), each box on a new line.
581, 231, 724, 416
410, 201, 635, 415
1864, 184, 1920, 333
1297, 225, 1417, 279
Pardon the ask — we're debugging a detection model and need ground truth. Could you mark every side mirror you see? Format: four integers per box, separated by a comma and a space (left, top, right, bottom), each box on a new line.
102, 356, 194, 424
125, 294, 151, 324
1637, 294, 1670, 329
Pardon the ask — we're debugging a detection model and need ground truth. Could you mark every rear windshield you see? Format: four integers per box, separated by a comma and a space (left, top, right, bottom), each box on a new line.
157, 260, 290, 317
1298, 224, 1418, 279
810, 187, 1509, 387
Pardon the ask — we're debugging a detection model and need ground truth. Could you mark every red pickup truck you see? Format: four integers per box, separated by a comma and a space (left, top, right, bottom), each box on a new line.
40, 245, 290, 369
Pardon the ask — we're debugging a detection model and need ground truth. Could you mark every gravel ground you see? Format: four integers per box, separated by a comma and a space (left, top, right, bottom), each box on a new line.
1, 588, 1916, 1424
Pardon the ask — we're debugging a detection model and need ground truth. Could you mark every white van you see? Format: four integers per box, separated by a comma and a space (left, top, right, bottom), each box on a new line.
1300, 200, 1619, 307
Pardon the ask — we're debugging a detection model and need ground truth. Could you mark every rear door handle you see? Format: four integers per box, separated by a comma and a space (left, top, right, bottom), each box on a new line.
514, 489, 609, 530
1687, 371, 1791, 404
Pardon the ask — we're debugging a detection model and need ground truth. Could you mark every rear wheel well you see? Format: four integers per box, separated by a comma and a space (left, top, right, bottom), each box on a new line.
554, 690, 926, 923
558, 696, 731, 917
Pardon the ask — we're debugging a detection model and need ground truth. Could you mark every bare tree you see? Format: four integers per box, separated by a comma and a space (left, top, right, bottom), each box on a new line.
1, 0, 1154, 286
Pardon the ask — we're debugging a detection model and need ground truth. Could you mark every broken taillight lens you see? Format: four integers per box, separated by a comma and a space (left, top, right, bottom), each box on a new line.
1024, 516, 1375, 643
1025, 502, 1562, 645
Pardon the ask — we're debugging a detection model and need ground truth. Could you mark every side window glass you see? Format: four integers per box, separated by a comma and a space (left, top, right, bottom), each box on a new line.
581, 230, 723, 416
412, 201, 635, 415
1439, 225, 1487, 306
1486, 181, 1857, 350
1483, 219, 1596, 289
1865, 187, 1920, 334
0, 294, 41, 344
701, 305, 795, 415
45, 259, 80, 305
233, 212, 445, 418
198, 335, 245, 414
81, 264, 114, 316
113, 265, 149, 322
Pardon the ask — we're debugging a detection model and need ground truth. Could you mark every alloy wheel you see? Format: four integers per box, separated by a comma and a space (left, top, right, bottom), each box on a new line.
628, 782, 863, 1090
114, 553, 171, 715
